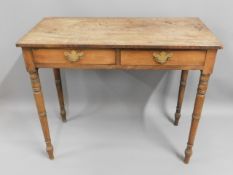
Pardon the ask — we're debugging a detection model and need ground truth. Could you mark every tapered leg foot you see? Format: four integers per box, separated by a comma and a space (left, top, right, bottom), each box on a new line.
174, 70, 189, 126
60, 109, 66, 122
46, 145, 54, 160
53, 68, 67, 122
174, 113, 181, 126
184, 144, 193, 164
184, 144, 192, 164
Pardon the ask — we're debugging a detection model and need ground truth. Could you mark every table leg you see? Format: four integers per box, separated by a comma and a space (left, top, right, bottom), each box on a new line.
184, 72, 210, 164
53, 68, 66, 122
174, 70, 189, 126
29, 69, 54, 159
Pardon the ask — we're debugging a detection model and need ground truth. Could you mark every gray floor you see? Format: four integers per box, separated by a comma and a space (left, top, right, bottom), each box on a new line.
0, 99, 232, 175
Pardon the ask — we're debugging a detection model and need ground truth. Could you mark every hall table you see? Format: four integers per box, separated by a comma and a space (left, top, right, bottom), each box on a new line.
16, 17, 222, 164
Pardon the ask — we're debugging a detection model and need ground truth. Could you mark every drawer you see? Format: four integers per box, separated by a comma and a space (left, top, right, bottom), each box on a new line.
121, 50, 206, 66
32, 49, 116, 65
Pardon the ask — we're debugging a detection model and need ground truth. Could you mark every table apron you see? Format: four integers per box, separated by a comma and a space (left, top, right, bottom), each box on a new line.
31, 48, 207, 70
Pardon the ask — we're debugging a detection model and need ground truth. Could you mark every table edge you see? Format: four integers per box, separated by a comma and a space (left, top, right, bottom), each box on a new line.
16, 43, 223, 50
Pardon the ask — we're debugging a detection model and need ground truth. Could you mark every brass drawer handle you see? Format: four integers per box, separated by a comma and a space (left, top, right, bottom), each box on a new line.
64, 50, 84, 62
153, 51, 172, 64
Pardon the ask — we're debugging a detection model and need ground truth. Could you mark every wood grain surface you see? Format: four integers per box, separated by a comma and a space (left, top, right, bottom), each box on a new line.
16, 17, 222, 49
121, 50, 206, 66
18, 18, 222, 163
32, 48, 116, 65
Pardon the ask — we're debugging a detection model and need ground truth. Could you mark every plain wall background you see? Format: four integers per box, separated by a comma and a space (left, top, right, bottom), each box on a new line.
0, 1, 233, 174
0, 0, 232, 109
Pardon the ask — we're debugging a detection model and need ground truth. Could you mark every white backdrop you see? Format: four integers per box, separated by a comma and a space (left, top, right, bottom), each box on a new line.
0, 1, 233, 175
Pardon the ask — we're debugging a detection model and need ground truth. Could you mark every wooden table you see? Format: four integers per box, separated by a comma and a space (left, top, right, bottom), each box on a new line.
16, 17, 222, 164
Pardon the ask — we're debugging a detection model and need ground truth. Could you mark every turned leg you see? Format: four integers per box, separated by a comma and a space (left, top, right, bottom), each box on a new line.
29, 69, 54, 159
174, 70, 189, 126
184, 72, 210, 164
53, 68, 66, 122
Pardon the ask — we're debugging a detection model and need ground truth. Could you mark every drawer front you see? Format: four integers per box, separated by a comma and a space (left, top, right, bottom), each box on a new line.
121, 50, 206, 66
33, 49, 116, 65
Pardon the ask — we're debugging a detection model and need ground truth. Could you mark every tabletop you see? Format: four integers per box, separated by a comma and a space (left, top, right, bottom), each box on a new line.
16, 17, 222, 49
